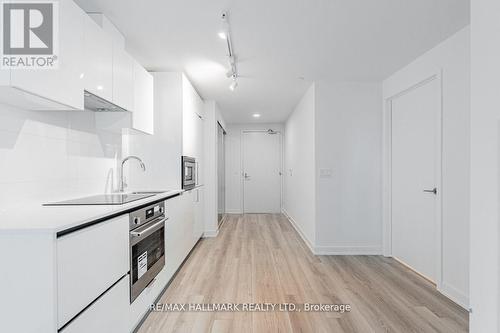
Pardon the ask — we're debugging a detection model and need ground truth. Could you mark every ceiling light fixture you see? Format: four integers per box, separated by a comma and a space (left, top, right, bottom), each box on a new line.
219, 11, 239, 91
229, 79, 238, 91
252, 113, 261, 118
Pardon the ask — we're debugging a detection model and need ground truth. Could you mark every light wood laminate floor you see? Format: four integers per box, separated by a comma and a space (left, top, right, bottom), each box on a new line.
139, 214, 468, 333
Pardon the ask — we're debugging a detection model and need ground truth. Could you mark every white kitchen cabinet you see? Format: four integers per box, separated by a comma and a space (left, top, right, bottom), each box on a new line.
83, 14, 113, 101
182, 75, 204, 159
1, 233, 57, 333
61, 275, 129, 333
56, 215, 129, 328
133, 61, 154, 134
0, 0, 85, 110
194, 112, 204, 185
182, 102, 196, 158
183, 74, 205, 119
88, 13, 125, 49
164, 193, 196, 283
112, 47, 134, 111
182, 75, 205, 187
129, 268, 168, 331
194, 186, 204, 241
183, 190, 196, 251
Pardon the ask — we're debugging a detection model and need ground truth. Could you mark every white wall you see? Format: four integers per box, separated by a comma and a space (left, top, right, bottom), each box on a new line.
124, 72, 183, 191
283, 84, 316, 248
470, 1, 500, 330
0, 105, 122, 206
315, 82, 382, 254
225, 123, 285, 214
383, 27, 470, 308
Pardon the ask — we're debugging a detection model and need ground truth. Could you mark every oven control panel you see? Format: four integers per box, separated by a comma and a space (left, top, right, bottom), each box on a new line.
129, 201, 165, 231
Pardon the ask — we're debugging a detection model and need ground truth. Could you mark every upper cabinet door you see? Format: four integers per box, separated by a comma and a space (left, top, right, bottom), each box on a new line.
112, 47, 134, 111
9, 0, 85, 110
182, 75, 204, 159
133, 61, 154, 134
83, 15, 112, 101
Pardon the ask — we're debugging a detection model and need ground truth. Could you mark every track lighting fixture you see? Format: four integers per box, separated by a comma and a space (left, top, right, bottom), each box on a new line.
218, 11, 238, 91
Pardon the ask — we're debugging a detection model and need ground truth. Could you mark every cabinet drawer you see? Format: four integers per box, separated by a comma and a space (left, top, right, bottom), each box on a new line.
61, 275, 129, 333
129, 268, 167, 330
57, 215, 129, 328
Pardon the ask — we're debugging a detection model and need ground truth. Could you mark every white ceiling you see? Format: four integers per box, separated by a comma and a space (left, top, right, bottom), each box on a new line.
75, 0, 469, 124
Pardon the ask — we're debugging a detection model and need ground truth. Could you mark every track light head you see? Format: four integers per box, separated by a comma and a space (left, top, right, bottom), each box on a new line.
218, 12, 229, 39
218, 30, 228, 40
229, 80, 238, 91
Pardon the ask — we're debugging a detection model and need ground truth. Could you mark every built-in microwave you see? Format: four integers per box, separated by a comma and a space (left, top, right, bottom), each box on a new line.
182, 156, 196, 190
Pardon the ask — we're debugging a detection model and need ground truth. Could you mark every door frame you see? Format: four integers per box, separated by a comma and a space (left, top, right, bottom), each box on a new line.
382, 70, 443, 288
241, 129, 283, 214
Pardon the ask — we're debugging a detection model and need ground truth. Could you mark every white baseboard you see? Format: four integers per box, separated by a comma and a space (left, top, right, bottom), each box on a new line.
281, 208, 315, 254
225, 209, 242, 214
439, 283, 469, 310
203, 229, 219, 238
282, 209, 383, 256
314, 245, 383, 255
392, 255, 470, 310
281, 211, 469, 309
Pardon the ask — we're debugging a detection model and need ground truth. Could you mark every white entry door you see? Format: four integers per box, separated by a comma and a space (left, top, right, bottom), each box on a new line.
243, 131, 281, 213
391, 78, 440, 282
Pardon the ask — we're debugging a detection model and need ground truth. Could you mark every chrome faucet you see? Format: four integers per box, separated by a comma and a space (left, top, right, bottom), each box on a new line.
120, 156, 146, 192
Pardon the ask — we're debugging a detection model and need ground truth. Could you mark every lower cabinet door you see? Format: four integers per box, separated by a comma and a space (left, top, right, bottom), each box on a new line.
194, 187, 204, 241
57, 215, 129, 328
61, 275, 129, 333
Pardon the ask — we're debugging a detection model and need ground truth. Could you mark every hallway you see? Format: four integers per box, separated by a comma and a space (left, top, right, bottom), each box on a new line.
139, 214, 468, 332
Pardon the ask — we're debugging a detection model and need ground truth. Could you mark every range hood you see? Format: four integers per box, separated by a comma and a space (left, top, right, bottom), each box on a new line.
84, 90, 128, 112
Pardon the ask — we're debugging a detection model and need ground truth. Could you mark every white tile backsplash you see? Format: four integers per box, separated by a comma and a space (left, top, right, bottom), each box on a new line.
0, 104, 122, 206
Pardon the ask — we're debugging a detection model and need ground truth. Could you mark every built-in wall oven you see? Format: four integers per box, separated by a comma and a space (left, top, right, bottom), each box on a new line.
129, 201, 166, 303
182, 156, 196, 190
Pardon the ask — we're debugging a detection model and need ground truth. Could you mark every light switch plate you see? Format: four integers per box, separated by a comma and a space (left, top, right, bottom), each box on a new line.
319, 168, 333, 178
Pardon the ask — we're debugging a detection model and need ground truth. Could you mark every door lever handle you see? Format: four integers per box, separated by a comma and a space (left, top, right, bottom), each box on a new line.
423, 187, 437, 195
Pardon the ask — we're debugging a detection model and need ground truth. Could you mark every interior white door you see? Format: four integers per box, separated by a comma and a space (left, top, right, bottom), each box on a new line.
391, 78, 439, 282
243, 131, 281, 213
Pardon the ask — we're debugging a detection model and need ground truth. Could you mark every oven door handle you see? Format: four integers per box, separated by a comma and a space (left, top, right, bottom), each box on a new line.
130, 217, 167, 240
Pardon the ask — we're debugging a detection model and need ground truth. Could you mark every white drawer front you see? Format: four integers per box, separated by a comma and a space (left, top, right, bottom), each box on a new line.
61, 275, 129, 333
129, 268, 167, 330
57, 215, 129, 328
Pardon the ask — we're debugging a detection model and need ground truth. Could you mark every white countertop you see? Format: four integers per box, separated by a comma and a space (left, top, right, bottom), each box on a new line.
0, 190, 184, 234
